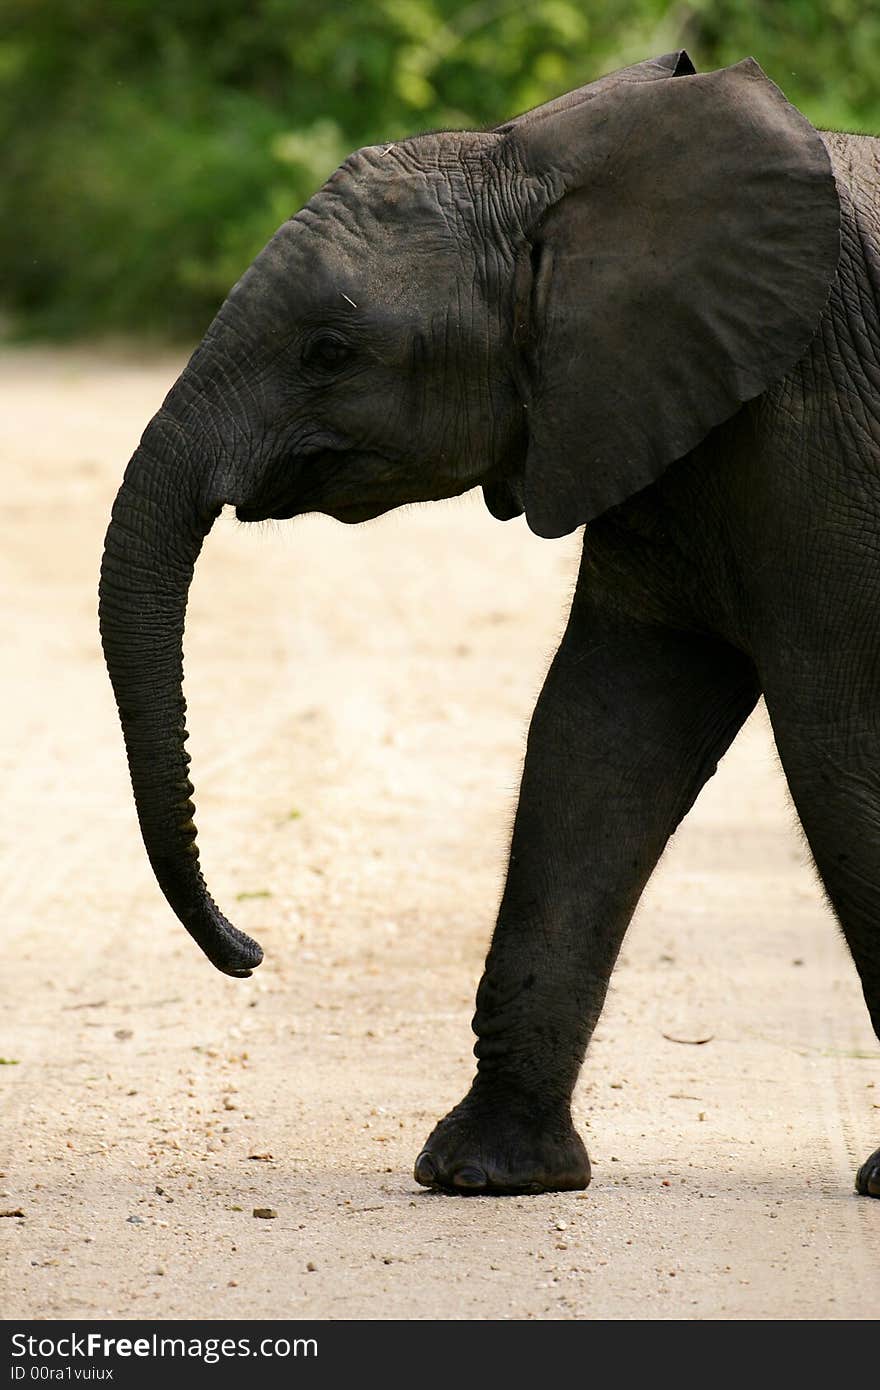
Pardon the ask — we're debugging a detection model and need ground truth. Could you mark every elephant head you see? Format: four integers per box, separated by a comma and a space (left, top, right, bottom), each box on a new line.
99, 52, 839, 976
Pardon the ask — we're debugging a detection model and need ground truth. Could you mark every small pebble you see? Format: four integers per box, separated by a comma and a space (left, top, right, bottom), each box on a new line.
306, 1261, 317, 1272
555, 1219, 567, 1231
252, 1207, 277, 1220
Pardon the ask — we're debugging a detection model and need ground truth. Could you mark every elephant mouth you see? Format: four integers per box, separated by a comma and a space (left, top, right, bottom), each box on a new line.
236, 499, 386, 525
235, 446, 418, 526
325, 501, 389, 524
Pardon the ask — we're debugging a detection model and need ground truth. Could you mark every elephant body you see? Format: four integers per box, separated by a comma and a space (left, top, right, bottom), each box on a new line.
100, 53, 880, 1196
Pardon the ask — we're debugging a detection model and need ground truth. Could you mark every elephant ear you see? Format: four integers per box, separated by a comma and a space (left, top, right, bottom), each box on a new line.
494, 48, 694, 134
482, 50, 695, 523
501, 57, 840, 539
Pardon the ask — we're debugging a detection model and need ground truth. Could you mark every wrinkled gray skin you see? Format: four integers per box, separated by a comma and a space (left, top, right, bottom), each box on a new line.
100, 52, 880, 1197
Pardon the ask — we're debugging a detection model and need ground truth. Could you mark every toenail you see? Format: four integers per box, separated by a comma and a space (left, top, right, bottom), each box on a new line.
452, 1165, 486, 1190
414, 1152, 437, 1185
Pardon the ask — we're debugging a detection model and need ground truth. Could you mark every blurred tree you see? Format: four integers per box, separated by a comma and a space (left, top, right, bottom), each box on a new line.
1, 0, 877, 338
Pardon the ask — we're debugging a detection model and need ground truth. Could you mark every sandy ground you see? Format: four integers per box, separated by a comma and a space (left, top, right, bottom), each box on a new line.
1, 345, 878, 1322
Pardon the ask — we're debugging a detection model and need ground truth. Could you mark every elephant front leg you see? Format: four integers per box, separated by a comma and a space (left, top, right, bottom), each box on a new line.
415, 588, 759, 1194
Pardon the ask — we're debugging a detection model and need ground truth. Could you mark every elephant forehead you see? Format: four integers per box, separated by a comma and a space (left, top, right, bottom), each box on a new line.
270, 177, 476, 312
233, 132, 502, 331
304, 177, 431, 254
234, 222, 455, 340
302, 135, 492, 245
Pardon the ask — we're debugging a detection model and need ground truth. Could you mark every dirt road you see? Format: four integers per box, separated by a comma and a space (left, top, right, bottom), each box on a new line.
2, 346, 878, 1320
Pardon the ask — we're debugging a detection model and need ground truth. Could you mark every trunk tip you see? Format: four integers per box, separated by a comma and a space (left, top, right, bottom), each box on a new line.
182, 899, 264, 977
206, 929, 264, 978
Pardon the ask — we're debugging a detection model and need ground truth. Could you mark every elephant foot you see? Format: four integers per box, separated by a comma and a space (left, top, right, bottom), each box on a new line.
855, 1146, 880, 1196
414, 1091, 590, 1196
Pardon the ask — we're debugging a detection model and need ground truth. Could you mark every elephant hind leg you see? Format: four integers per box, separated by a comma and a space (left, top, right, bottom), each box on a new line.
762, 667, 880, 1197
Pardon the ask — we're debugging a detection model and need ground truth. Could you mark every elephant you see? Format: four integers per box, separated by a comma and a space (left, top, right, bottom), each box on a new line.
100, 49, 880, 1198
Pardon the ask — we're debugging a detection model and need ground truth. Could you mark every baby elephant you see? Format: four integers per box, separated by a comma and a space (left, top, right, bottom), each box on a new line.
100, 51, 880, 1197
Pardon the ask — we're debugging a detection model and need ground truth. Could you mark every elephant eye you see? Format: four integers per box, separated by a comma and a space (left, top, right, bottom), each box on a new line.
303, 332, 354, 373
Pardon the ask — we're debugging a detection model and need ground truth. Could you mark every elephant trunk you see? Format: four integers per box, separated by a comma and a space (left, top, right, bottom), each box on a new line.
98, 407, 262, 976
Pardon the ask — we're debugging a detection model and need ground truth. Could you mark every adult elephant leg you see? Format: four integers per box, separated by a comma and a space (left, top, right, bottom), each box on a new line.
761, 662, 880, 1198
415, 578, 760, 1194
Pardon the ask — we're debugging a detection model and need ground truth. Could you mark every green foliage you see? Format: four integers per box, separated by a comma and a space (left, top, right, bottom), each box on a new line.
2, 0, 878, 339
